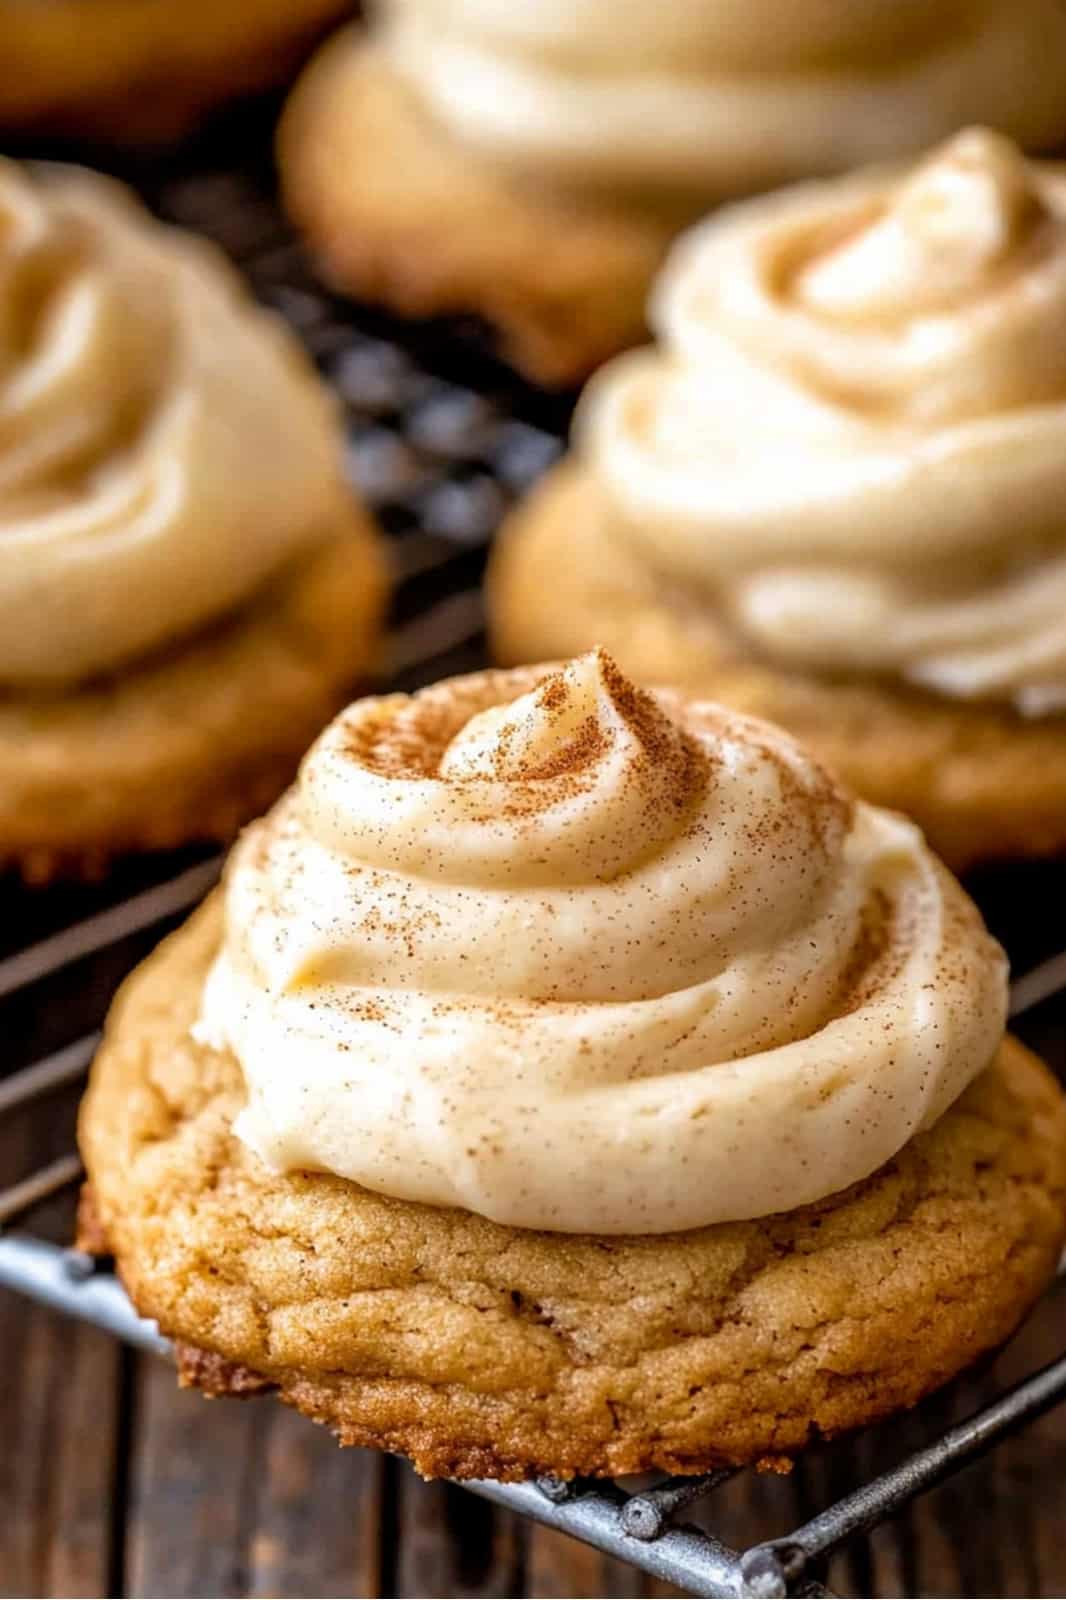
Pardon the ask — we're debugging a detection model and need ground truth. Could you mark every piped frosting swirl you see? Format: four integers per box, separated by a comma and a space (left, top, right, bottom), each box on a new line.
379, 2, 1066, 199
582, 130, 1066, 714
0, 159, 348, 688
199, 653, 1006, 1234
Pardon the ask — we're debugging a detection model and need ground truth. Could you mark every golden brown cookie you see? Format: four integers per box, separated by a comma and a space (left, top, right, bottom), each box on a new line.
278, 31, 675, 387
0, 158, 391, 884
488, 467, 1066, 874
1, 519, 388, 884
0, 0, 349, 142
78, 893, 1066, 1481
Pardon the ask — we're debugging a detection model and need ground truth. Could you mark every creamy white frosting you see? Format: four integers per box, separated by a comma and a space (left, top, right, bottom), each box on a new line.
379, 2, 1066, 198
0, 160, 347, 688
580, 130, 1066, 713
198, 652, 1006, 1234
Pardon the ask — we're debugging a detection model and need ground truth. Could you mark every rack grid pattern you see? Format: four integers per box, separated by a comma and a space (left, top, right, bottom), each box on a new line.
2, 135, 1066, 1600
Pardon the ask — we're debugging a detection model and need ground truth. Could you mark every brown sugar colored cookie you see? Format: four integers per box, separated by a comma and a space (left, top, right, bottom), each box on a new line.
0, 525, 387, 884
0, 160, 389, 883
488, 469, 1066, 874
78, 657, 1066, 1480
79, 895, 1066, 1480
279, 8, 1066, 385
489, 132, 1066, 867
278, 33, 672, 388
0, 0, 350, 143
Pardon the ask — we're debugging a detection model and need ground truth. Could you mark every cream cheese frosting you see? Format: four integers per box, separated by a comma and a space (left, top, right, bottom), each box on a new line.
580, 129, 1066, 714
379, 2, 1066, 199
0, 160, 348, 689
198, 652, 1007, 1234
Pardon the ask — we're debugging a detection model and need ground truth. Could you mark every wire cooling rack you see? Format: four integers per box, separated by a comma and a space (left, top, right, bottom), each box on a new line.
3, 123, 1066, 1600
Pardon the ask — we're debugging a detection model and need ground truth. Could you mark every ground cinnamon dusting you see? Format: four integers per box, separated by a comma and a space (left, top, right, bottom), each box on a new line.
513, 651, 696, 782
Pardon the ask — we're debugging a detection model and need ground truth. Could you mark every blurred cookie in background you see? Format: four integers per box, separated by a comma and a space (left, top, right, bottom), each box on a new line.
279, 2, 1066, 384
0, 158, 388, 883
490, 129, 1066, 868
0, 0, 352, 143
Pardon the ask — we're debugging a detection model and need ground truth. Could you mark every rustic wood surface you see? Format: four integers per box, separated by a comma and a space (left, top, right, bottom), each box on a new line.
2, 863, 1065, 1599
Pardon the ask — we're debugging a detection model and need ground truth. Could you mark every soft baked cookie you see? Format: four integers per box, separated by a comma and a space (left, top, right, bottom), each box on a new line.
78, 656, 1066, 1479
490, 132, 1066, 867
0, 160, 387, 883
1, 534, 383, 884
278, 30, 670, 387
0, 0, 349, 142
78, 902, 1066, 1479
279, 6, 1066, 384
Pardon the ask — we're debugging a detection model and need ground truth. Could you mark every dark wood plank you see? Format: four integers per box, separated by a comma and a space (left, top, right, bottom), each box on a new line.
393, 1473, 524, 1598
125, 1356, 386, 1599
526, 1523, 602, 1599
0, 971, 122, 1600
125, 1356, 266, 1599
1015, 1405, 1066, 1600
244, 1408, 384, 1598
0, 1291, 120, 1599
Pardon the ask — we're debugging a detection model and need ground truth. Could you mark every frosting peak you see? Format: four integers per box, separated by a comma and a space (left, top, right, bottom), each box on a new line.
438, 650, 702, 878
199, 661, 1006, 1234
582, 131, 1066, 714
797, 129, 1043, 320
441, 649, 665, 783
305, 651, 703, 888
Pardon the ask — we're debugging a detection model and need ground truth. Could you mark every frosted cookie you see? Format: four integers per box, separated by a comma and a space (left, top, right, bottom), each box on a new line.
0, 160, 387, 882
279, 7, 1066, 383
491, 132, 1066, 866
79, 654, 1066, 1477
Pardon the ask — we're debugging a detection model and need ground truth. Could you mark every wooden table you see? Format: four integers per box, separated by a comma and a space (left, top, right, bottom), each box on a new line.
2, 872, 1065, 1600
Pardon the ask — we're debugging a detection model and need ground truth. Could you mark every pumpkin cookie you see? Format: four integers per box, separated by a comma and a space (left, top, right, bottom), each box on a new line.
0, 0, 349, 143
279, 7, 1066, 384
490, 132, 1066, 867
78, 657, 1066, 1479
278, 32, 670, 388
0, 159, 387, 883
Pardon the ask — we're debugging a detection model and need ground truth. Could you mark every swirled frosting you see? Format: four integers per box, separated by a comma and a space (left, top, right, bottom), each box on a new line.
198, 652, 1007, 1234
379, 2, 1066, 198
581, 130, 1066, 713
0, 160, 348, 688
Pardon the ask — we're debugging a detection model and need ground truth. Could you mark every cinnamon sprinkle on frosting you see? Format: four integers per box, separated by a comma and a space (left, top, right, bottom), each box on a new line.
199, 653, 1008, 1235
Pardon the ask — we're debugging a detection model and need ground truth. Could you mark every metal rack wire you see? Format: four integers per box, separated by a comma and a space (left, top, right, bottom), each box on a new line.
2, 133, 1066, 1600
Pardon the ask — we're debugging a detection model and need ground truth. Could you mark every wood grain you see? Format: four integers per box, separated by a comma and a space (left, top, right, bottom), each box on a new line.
124, 1357, 387, 1599
0, 1293, 120, 1599
393, 1474, 524, 1597
244, 1399, 385, 1598
0, 1065, 120, 1600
